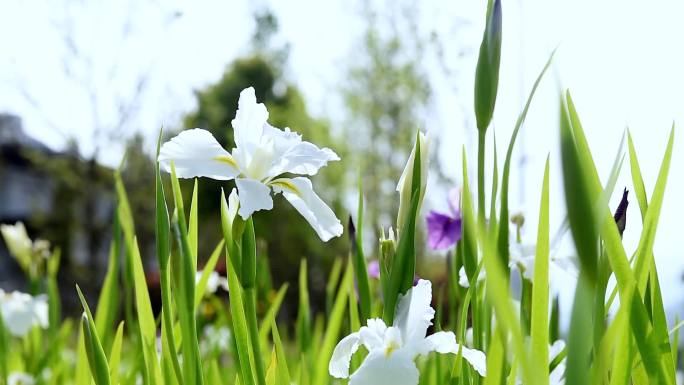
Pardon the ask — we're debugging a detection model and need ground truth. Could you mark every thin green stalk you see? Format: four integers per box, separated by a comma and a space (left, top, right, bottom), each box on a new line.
243, 287, 266, 385
477, 129, 486, 227
159, 267, 183, 383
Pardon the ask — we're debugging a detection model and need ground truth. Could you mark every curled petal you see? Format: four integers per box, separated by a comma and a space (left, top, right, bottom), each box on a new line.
394, 279, 434, 345
415, 331, 459, 356
262, 124, 339, 178
270, 177, 343, 241
349, 349, 419, 385
271, 142, 339, 177
235, 179, 273, 219
158, 129, 239, 180
414, 332, 486, 376
329, 332, 361, 378
460, 346, 488, 377
232, 87, 268, 148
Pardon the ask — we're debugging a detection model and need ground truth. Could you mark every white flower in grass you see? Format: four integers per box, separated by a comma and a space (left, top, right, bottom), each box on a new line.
195, 271, 229, 295
158, 87, 342, 241
0, 289, 48, 337
329, 280, 486, 385
8, 372, 35, 385
0, 222, 32, 261
509, 242, 578, 296
515, 339, 566, 385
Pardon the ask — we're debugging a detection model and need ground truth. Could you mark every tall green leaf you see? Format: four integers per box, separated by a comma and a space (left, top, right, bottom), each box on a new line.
530, 157, 550, 384
497, 50, 555, 268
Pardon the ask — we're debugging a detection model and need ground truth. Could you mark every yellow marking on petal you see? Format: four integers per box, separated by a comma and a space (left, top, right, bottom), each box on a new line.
213, 155, 238, 169
384, 341, 400, 357
269, 179, 301, 196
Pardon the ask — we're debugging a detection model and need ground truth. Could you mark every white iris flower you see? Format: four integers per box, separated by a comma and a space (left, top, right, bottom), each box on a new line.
8, 372, 36, 385
0, 289, 49, 337
158, 87, 343, 241
195, 270, 229, 295
329, 280, 486, 385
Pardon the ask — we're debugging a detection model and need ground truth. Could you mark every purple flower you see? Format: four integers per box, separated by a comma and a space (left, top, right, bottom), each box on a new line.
367, 260, 380, 279
426, 189, 462, 250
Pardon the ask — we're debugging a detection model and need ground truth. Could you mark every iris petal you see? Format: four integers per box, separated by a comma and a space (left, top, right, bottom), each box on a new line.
270, 177, 343, 241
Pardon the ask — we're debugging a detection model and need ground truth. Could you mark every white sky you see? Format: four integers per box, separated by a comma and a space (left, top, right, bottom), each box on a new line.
1, 0, 683, 321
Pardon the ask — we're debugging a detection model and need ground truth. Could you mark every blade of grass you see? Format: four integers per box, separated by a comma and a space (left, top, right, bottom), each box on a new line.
297, 259, 312, 354
313, 262, 353, 384
226, 244, 257, 385
259, 283, 289, 350
627, 131, 649, 220
351, 178, 371, 321
498, 49, 556, 272
194, 240, 226, 309
109, 321, 125, 385
530, 157, 550, 384
76, 285, 111, 385
94, 215, 120, 352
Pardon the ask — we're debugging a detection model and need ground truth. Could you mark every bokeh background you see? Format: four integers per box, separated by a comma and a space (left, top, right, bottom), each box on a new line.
1, 0, 683, 331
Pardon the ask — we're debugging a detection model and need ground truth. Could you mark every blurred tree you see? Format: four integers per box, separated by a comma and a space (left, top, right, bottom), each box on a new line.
342, 0, 431, 236
119, 133, 157, 264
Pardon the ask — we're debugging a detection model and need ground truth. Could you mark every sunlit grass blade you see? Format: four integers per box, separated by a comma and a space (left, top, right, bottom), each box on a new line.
351, 178, 371, 320
76, 285, 111, 385
483, 327, 505, 385
498, 49, 555, 269
325, 258, 343, 317
94, 214, 120, 352
171, 216, 204, 385
489, 132, 499, 234
481, 222, 534, 384
109, 321, 124, 385
560, 91, 597, 385
74, 324, 91, 385
155, 131, 183, 384
259, 283, 289, 350
347, 255, 363, 373
297, 259, 312, 354
627, 131, 649, 220
194, 240, 226, 309
131, 236, 162, 385
95, 222, 121, 349
271, 320, 291, 385
226, 245, 257, 385
633, 126, 674, 288
314, 261, 353, 384
530, 157, 550, 384
460, 148, 478, 279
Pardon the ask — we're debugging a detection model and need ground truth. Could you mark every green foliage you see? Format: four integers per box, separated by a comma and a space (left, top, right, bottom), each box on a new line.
474, 0, 502, 132
1, 4, 681, 385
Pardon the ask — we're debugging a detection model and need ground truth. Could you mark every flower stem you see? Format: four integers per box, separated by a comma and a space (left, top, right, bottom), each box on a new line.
244, 287, 266, 385
160, 267, 183, 383
477, 129, 487, 227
